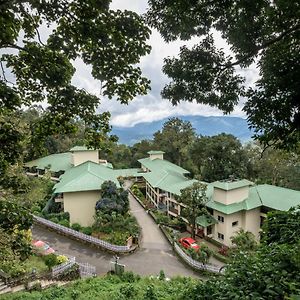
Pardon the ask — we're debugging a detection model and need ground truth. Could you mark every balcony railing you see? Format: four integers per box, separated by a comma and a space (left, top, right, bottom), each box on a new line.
169, 207, 179, 215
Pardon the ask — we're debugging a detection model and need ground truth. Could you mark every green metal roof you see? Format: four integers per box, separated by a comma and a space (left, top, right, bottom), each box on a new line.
196, 214, 218, 227
212, 179, 254, 191
206, 184, 300, 214
143, 168, 198, 196
25, 152, 73, 173
69, 146, 97, 152
256, 184, 300, 211
138, 157, 190, 174
147, 150, 165, 155
54, 161, 120, 193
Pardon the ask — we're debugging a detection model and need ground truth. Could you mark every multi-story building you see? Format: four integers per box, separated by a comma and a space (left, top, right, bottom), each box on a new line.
139, 151, 300, 246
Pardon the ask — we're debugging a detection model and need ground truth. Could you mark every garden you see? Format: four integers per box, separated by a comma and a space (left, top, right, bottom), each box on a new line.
38, 180, 140, 246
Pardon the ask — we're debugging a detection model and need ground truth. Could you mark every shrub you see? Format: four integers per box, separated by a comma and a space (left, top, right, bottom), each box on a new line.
56, 255, 68, 265
49, 217, 59, 224
81, 226, 92, 235
58, 219, 70, 227
120, 271, 140, 283
71, 223, 82, 231
43, 254, 58, 270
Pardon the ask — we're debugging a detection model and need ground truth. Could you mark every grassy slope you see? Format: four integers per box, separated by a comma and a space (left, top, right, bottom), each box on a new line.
1, 274, 198, 300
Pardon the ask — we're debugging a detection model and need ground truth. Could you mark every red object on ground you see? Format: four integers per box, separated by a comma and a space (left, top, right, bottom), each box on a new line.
32, 240, 55, 255
179, 237, 200, 251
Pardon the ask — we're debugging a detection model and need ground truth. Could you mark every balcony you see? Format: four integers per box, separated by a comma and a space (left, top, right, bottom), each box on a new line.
158, 202, 167, 212
169, 207, 179, 215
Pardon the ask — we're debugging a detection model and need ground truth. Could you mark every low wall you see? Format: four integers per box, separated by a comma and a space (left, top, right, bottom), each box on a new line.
33, 215, 137, 254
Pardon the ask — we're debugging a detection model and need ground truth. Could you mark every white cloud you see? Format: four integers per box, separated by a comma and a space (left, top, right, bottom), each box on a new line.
69, 0, 260, 127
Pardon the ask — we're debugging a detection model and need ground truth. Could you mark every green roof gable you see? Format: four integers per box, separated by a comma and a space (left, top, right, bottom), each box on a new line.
54, 161, 120, 193
138, 157, 190, 175
25, 152, 73, 173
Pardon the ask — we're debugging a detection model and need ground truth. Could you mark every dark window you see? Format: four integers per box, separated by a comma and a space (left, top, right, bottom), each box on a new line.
218, 233, 224, 240
232, 221, 238, 227
218, 215, 224, 223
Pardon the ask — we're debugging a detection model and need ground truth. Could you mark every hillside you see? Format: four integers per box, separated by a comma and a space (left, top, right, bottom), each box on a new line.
112, 116, 253, 145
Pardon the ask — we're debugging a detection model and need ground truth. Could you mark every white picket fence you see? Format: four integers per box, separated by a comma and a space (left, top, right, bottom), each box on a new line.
78, 262, 96, 278
52, 256, 76, 277
174, 243, 224, 274
33, 216, 131, 253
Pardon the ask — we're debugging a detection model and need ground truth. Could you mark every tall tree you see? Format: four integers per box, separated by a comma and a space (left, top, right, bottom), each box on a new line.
179, 182, 208, 239
0, 0, 151, 176
190, 133, 248, 182
153, 117, 196, 166
146, 1, 300, 149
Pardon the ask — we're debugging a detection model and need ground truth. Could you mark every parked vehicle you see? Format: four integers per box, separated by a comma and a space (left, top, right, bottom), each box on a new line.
178, 237, 200, 251
32, 240, 55, 255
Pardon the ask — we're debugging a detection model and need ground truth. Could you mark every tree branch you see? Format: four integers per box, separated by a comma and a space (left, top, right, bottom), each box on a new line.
225, 24, 300, 68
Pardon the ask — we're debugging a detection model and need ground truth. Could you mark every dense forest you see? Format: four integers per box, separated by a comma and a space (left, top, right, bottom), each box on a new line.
16, 108, 300, 191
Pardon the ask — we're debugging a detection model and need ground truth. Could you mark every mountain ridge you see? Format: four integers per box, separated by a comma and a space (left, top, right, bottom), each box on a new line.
111, 115, 253, 145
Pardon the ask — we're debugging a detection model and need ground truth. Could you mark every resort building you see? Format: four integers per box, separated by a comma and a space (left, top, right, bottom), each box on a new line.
138, 151, 300, 246
25, 148, 300, 246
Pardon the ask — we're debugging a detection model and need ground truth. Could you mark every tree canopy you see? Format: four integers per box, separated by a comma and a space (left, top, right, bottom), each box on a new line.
146, 1, 300, 149
0, 0, 151, 176
179, 181, 208, 239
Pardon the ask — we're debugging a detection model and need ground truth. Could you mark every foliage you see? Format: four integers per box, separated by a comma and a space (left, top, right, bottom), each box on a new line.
0, 0, 151, 184
146, 0, 300, 149
80, 226, 93, 236
0, 275, 198, 300
189, 134, 249, 181
58, 219, 70, 228
56, 255, 68, 265
261, 206, 300, 245
179, 182, 208, 238
131, 184, 145, 201
43, 253, 59, 270
95, 181, 129, 215
230, 229, 257, 252
71, 223, 82, 232
93, 211, 140, 245
153, 117, 196, 166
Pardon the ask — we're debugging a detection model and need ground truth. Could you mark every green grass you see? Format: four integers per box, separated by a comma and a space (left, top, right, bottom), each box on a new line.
22, 255, 48, 274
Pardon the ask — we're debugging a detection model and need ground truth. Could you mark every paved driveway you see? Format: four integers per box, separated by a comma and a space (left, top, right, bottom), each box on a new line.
32, 191, 200, 278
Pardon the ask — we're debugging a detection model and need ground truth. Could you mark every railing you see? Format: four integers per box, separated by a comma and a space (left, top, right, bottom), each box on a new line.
174, 243, 223, 274
52, 256, 76, 277
78, 262, 96, 278
169, 207, 179, 215
33, 216, 132, 253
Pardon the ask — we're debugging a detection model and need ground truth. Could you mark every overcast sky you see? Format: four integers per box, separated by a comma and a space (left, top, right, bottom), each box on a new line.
71, 0, 259, 128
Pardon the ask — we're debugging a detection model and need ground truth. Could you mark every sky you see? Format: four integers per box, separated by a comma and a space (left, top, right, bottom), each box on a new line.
71, 0, 259, 128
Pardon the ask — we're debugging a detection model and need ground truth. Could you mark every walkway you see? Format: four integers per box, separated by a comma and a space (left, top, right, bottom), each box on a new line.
32, 186, 201, 278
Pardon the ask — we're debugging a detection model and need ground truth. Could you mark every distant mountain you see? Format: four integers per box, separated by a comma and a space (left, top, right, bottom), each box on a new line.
111, 115, 253, 145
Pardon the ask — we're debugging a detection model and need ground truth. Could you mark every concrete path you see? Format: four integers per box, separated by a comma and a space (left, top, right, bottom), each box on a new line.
32, 184, 201, 278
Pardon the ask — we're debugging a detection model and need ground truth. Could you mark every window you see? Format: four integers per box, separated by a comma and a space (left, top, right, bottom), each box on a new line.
218, 215, 224, 223
232, 221, 238, 227
218, 233, 224, 240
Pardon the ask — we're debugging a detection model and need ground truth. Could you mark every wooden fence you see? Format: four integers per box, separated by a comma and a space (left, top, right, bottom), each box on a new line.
33, 215, 133, 253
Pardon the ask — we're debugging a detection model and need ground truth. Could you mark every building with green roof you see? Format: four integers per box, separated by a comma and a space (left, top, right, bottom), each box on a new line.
138, 151, 300, 247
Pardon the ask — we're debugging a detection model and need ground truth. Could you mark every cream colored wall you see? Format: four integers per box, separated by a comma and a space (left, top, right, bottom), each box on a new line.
212, 208, 261, 246
244, 208, 261, 241
149, 153, 164, 160
213, 187, 249, 205
71, 151, 99, 166
63, 190, 100, 227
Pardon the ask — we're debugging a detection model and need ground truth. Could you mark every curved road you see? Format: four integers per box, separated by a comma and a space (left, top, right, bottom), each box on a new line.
32, 187, 200, 278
